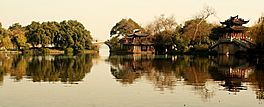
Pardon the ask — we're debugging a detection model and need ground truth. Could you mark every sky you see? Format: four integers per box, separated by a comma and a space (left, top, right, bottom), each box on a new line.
1, 0, 264, 41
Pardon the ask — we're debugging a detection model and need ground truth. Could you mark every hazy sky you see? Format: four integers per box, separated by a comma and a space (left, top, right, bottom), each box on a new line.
1, 0, 264, 41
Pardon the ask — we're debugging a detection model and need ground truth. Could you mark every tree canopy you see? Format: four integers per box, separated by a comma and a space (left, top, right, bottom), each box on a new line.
252, 16, 264, 48
0, 22, 12, 49
182, 18, 214, 50
0, 20, 94, 53
106, 18, 144, 52
145, 15, 181, 54
107, 14, 218, 54
110, 18, 144, 37
25, 20, 93, 51
9, 23, 27, 50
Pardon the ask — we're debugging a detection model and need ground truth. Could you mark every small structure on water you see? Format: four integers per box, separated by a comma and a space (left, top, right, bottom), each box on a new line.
119, 32, 155, 54
210, 15, 254, 55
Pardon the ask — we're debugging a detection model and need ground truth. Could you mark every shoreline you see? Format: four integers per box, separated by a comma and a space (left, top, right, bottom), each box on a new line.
0, 49, 99, 55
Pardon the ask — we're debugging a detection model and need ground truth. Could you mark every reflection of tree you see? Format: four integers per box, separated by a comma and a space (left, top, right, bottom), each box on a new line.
0, 54, 17, 85
146, 57, 180, 91
183, 57, 213, 100
10, 55, 29, 81
248, 64, 264, 100
108, 55, 213, 96
110, 55, 152, 84
209, 55, 254, 93
0, 54, 94, 84
26, 54, 93, 83
184, 57, 211, 86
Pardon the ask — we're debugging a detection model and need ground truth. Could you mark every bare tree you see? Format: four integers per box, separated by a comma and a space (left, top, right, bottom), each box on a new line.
193, 6, 216, 39
145, 14, 178, 35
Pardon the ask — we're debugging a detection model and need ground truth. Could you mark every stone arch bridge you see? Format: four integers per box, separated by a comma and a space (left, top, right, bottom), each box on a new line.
210, 38, 255, 55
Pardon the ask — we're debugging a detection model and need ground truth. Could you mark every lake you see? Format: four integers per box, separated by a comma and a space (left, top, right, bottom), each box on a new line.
0, 49, 263, 107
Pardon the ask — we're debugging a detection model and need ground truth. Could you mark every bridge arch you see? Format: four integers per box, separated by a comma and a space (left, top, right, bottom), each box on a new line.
210, 38, 255, 55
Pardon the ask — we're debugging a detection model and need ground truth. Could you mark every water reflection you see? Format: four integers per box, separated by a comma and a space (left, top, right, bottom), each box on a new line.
0, 54, 93, 84
108, 55, 212, 90
108, 54, 264, 100
210, 56, 254, 92
249, 63, 264, 100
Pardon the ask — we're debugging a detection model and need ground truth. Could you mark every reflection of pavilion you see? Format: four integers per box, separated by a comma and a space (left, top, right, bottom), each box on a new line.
220, 67, 251, 92
109, 54, 154, 84
210, 55, 253, 92
109, 55, 180, 91
109, 55, 214, 94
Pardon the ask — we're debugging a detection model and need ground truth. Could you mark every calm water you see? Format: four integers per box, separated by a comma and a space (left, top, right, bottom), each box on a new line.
0, 50, 263, 107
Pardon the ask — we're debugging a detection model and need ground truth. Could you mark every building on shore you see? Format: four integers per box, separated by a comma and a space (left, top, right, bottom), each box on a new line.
210, 15, 254, 55
118, 32, 155, 54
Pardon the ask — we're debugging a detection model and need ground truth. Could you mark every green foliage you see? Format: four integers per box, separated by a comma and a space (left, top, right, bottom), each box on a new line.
209, 26, 225, 41
64, 47, 74, 54
154, 30, 175, 53
0, 20, 94, 53
1, 36, 13, 50
145, 15, 180, 54
182, 18, 214, 40
25, 20, 93, 52
181, 18, 214, 52
107, 15, 217, 55
107, 18, 144, 52
9, 23, 28, 50
25, 21, 42, 47
144, 15, 217, 54
110, 18, 144, 37
105, 36, 121, 51
58, 20, 92, 50
0, 23, 12, 49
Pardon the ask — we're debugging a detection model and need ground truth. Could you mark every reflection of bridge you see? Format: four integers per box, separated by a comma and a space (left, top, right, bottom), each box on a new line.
210, 38, 255, 55
210, 55, 254, 92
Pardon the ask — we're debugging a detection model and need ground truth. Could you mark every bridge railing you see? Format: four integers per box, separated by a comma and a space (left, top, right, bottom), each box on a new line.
210, 38, 255, 50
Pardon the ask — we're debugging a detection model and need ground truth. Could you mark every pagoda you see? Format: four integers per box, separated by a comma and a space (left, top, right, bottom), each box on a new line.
220, 15, 249, 40
210, 15, 252, 55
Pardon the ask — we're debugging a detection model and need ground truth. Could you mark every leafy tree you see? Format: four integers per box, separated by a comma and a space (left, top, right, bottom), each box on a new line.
9, 23, 28, 50
0, 22, 13, 49
59, 20, 93, 50
182, 18, 215, 51
25, 21, 42, 47
105, 36, 121, 51
25, 20, 93, 52
209, 26, 225, 41
107, 18, 144, 51
110, 18, 144, 37
145, 15, 180, 54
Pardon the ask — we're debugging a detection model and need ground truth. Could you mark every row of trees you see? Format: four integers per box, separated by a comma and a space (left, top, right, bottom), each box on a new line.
0, 54, 93, 83
107, 7, 220, 54
108, 55, 264, 98
0, 20, 94, 53
108, 9, 264, 55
